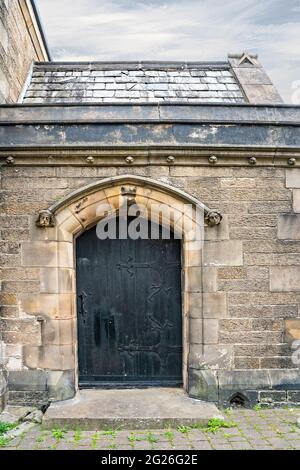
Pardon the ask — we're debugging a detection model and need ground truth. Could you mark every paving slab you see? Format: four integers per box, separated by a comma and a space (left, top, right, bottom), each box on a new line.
43, 388, 222, 430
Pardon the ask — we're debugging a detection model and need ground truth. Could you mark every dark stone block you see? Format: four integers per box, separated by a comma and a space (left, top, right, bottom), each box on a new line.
8, 390, 48, 407
46, 370, 76, 402
0, 369, 8, 412
287, 391, 300, 403
269, 369, 300, 390
259, 390, 287, 403
218, 370, 270, 390
188, 368, 218, 402
8, 370, 47, 391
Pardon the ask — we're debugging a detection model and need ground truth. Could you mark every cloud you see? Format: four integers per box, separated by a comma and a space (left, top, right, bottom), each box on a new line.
37, 0, 300, 102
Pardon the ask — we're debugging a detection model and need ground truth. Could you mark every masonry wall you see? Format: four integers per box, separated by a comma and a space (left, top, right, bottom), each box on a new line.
0, 0, 39, 104
1, 163, 300, 407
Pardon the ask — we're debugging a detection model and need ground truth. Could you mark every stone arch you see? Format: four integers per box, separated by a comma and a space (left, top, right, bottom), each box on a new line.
23, 175, 223, 401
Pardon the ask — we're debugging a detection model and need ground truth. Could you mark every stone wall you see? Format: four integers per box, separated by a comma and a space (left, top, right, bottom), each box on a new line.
0, 0, 45, 104
0, 0, 49, 410
1, 162, 299, 407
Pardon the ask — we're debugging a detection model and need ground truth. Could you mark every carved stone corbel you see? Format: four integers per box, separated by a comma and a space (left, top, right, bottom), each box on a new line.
36, 209, 56, 228
120, 186, 137, 206
205, 210, 222, 226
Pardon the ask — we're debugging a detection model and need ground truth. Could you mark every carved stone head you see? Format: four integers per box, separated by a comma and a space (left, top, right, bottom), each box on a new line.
36, 210, 56, 228
121, 186, 137, 206
205, 210, 222, 226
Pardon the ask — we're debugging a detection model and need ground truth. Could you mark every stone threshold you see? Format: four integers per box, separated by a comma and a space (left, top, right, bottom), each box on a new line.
42, 388, 222, 430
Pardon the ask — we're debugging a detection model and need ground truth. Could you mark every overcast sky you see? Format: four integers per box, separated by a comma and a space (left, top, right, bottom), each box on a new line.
36, 0, 300, 103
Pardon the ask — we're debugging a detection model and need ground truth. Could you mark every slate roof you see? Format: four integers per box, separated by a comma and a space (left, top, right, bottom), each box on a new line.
23, 61, 246, 104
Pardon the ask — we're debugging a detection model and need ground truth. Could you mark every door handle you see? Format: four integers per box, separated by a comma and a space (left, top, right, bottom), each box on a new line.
78, 291, 88, 322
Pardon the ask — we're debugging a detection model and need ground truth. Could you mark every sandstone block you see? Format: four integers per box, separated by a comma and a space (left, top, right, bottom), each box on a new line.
190, 318, 218, 344
203, 240, 243, 266
21, 241, 58, 267
189, 344, 233, 369
286, 169, 300, 188
185, 267, 202, 292
184, 241, 202, 267
270, 266, 300, 291
203, 292, 227, 318
202, 267, 217, 292
293, 189, 300, 212
40, 267, 75, 294
41, 318, 74, 345
19, 293, 75, 320
204, 215, 229, 241
23, 345, 74, 370
285, 319, 300, 341
278, 214, 300, 240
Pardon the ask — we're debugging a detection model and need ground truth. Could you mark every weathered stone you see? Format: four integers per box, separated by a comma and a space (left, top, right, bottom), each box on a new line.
285, 319, 300, 341
270, 266, 300, 291
8, 370, 47, 391
286, 169, 300, 188
252, 319, 282, 331
7, 390, 47, 407
234, 343, 290, 357
218, 369, 270, 390
19, 293, 75, 319
278, 214, 300, 240
0, 369, 8, 412
219, 319, 252, 331
42, 388, 222, 429
260, 357, 294, 368
203, 292, 227, 318
203, 240, 243, 266
185, 267, 202, 292
287, 391, 300, 402
259, 390, 287, 403
41, 318, 74, 345
23, 409, 43, 424
219, 330, 282, 344
204, 215, 229, 240
23, 345, 74, 370
269, 369, 300, 390
46, 370, 75, 401
202, 267, 217, 292
0, 0, 47, 104
234, 356, 259, 369
40, 267, 75, 294
189, 344, 233, 369
218, 266, 246, 279
293, 189, 300, 212
190, 318, 219, 344
188, 369, 218, 402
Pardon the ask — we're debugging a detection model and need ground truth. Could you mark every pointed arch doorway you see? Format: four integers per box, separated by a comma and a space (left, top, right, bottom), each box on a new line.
76, 217, 183, 387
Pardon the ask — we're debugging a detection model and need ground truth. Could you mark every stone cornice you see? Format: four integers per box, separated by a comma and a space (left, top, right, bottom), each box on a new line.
0, 146, 299, 167
0, 104, 299, 165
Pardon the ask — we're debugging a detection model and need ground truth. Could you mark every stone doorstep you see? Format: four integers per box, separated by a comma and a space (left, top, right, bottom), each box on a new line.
42, 388, 222, 430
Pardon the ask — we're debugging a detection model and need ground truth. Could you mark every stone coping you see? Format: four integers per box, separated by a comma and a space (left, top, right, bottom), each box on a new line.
0, 103, 300, 124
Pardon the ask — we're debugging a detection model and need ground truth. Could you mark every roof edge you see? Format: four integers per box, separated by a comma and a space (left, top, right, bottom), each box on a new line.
32, 60, 231, 70
19, 0, 51, 61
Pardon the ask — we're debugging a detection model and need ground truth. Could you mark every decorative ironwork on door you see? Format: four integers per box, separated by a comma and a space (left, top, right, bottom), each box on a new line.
76, 218, 182, 387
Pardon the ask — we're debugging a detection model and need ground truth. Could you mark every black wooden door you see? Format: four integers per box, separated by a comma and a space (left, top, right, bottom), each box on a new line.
76, 218, 182, 387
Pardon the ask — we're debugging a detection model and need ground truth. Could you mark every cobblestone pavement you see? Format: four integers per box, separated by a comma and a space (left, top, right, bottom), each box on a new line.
1, 409, 300, 450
